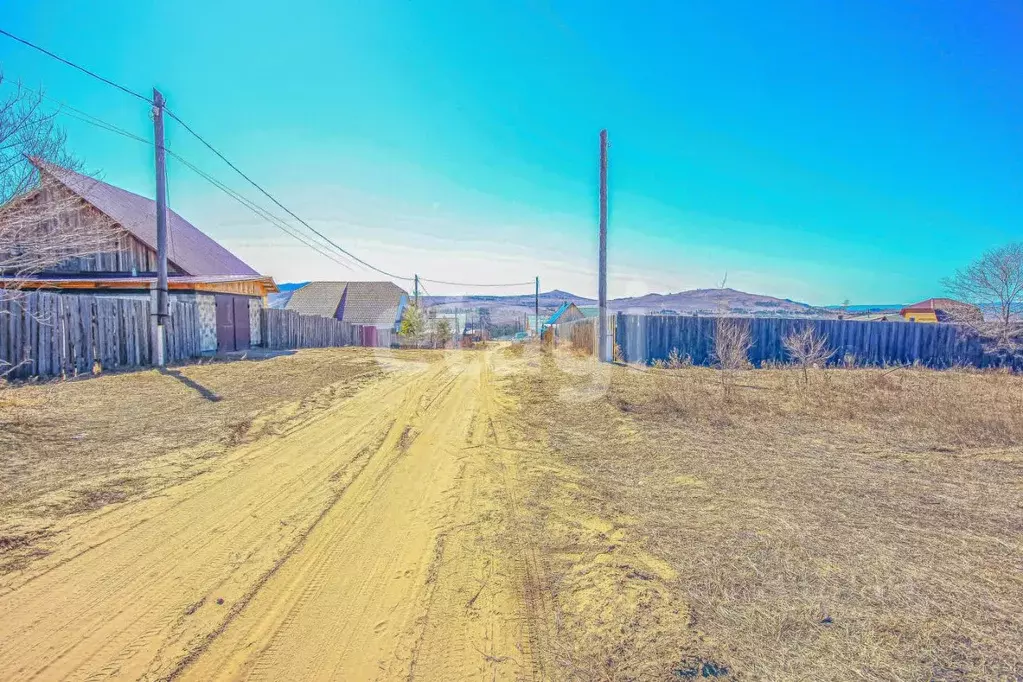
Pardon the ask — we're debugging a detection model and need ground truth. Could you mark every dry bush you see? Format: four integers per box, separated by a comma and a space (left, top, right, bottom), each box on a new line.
504, 342, 525, 357
713, 318, 752, 401
713, 318, 752, 370
782, 326, 835, 384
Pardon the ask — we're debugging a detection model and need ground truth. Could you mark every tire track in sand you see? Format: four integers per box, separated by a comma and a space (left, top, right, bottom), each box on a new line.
0, 356, 447, 681
1, 350, 543, 681
179, 350, 536, 681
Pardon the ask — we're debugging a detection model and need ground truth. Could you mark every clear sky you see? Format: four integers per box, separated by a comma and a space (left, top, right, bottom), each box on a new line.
3, 1, 1022, 304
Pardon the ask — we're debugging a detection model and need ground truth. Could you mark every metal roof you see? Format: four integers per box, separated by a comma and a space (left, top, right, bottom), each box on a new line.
33, 160, 261, 278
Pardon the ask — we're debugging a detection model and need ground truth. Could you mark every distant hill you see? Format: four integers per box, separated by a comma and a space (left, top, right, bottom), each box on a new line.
268, 281, 309, 309
422, 287, 827, 322
609, 288, 818, 315
269, 283, 833, 321
824, 304, 905, 313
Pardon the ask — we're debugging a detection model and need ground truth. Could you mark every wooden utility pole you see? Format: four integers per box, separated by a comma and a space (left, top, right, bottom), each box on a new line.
414, 274, 419, 306
535, 276, 540, 338
153, 88, 169, 366
598, 129, 609, 362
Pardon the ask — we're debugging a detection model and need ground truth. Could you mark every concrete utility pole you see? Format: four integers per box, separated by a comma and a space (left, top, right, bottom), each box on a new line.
598, 129, 609, 362
152, 88, 169, 366
535, 276, 540, 338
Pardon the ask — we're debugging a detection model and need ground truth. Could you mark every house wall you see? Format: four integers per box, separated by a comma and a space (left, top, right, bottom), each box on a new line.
901, 311, 938, 323
1, 182, 177, 275
196, 294, 218, 352
249, 298, 262, 346
558, 305, 586, 324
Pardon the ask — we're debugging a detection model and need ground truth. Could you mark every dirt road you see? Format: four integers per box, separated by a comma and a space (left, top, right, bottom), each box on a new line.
0, 350, 541, 680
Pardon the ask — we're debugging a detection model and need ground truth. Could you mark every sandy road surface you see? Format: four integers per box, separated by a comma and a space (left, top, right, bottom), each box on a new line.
0, 350, 538, 681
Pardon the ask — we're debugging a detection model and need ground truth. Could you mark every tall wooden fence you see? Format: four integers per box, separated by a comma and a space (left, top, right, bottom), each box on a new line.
615, 314, 991, 369
1, 291, 201, 379
261, 308, 358, 350
549, 315, 617, 359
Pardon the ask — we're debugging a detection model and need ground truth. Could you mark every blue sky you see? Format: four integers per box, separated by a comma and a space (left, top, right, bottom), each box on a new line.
3, 1, 1023, 304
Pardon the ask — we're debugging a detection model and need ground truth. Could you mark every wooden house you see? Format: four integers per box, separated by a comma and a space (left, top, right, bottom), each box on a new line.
899, 298, 982, 324
0, 160, 277, 353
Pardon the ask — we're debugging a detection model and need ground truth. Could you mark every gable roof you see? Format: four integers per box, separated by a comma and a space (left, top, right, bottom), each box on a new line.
546, 302, 573, 325
901, 298, 964, 312
901, 298, 983, 322
338, 281, 407, 325
284, 281, 347, 318
284, 281, 408, 325
33, 160, 259, 278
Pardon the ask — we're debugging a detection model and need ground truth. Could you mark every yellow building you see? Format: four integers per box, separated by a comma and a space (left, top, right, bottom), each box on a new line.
899, 298, 981, 324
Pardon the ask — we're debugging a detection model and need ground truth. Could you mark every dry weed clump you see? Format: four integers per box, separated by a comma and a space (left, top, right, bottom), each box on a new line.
506, 352, 1023, 680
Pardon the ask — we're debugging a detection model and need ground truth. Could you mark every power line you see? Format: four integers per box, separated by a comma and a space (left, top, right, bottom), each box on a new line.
0, 52, 538, 289
162, 107, 412, 282
2, 80, 371, 275
0, 28, 152, 103
419, 277, 535, 288
166, 150, 371, 273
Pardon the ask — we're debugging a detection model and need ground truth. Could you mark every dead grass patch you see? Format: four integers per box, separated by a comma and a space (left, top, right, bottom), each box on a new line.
504, 348, 1023, 680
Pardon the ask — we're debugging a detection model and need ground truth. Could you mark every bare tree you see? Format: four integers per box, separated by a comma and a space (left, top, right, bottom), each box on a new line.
942, 242, 1023, 352
0, 75, 115, 377
0, 73, 111, 280
783, 326, 835, 384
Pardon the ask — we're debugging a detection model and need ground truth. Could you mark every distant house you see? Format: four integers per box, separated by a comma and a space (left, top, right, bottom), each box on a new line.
285, 281, 408, 332
545, 302, 586, 327
899, 298, 982, 324
0, 159, 277, 353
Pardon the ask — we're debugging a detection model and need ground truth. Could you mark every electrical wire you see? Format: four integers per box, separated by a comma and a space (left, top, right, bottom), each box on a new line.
165, 150, 371, 273
162, 107, 412, 282
419, 277, 535, 288
2, 80, 371, 274
0, 57, 539, 289
0, 28, 152, 103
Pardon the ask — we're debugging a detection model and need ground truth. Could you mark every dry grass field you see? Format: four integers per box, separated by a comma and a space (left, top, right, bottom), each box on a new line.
505, 345, 1023, 680
0, 344, 1020, 680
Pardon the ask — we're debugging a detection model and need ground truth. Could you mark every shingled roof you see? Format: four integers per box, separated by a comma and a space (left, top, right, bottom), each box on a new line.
33, 160, 260, 278
284, 282, 347, 318
285, 281, 407, 326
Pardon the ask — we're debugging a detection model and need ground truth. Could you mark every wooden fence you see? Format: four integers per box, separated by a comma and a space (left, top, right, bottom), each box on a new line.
0, 291, 201, 379
261, 308, 359, 350
548, 315, 617, 359
614, 314, 992, 369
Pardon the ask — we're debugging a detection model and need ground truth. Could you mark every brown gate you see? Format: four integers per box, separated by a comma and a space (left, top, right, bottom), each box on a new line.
233, 297, 251, 350
215, 295, 237, 352
215, 295, 253, 352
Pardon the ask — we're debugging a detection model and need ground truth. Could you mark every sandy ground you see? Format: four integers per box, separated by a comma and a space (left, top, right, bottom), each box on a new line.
1, 349, 551, 680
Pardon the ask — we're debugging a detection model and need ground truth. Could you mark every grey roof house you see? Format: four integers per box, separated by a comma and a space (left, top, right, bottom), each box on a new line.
284, 281, 409, 331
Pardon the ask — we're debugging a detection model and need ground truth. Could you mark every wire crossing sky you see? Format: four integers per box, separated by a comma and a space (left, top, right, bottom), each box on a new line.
3, 2, 1023, 303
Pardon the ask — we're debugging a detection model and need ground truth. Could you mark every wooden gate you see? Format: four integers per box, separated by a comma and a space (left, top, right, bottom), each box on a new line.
215, 295, 236, 352
233, 297, 250, 350
215, 295, 254, 352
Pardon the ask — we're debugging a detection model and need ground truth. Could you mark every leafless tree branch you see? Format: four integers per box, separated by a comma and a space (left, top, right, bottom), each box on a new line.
942, 242, 1023, 354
